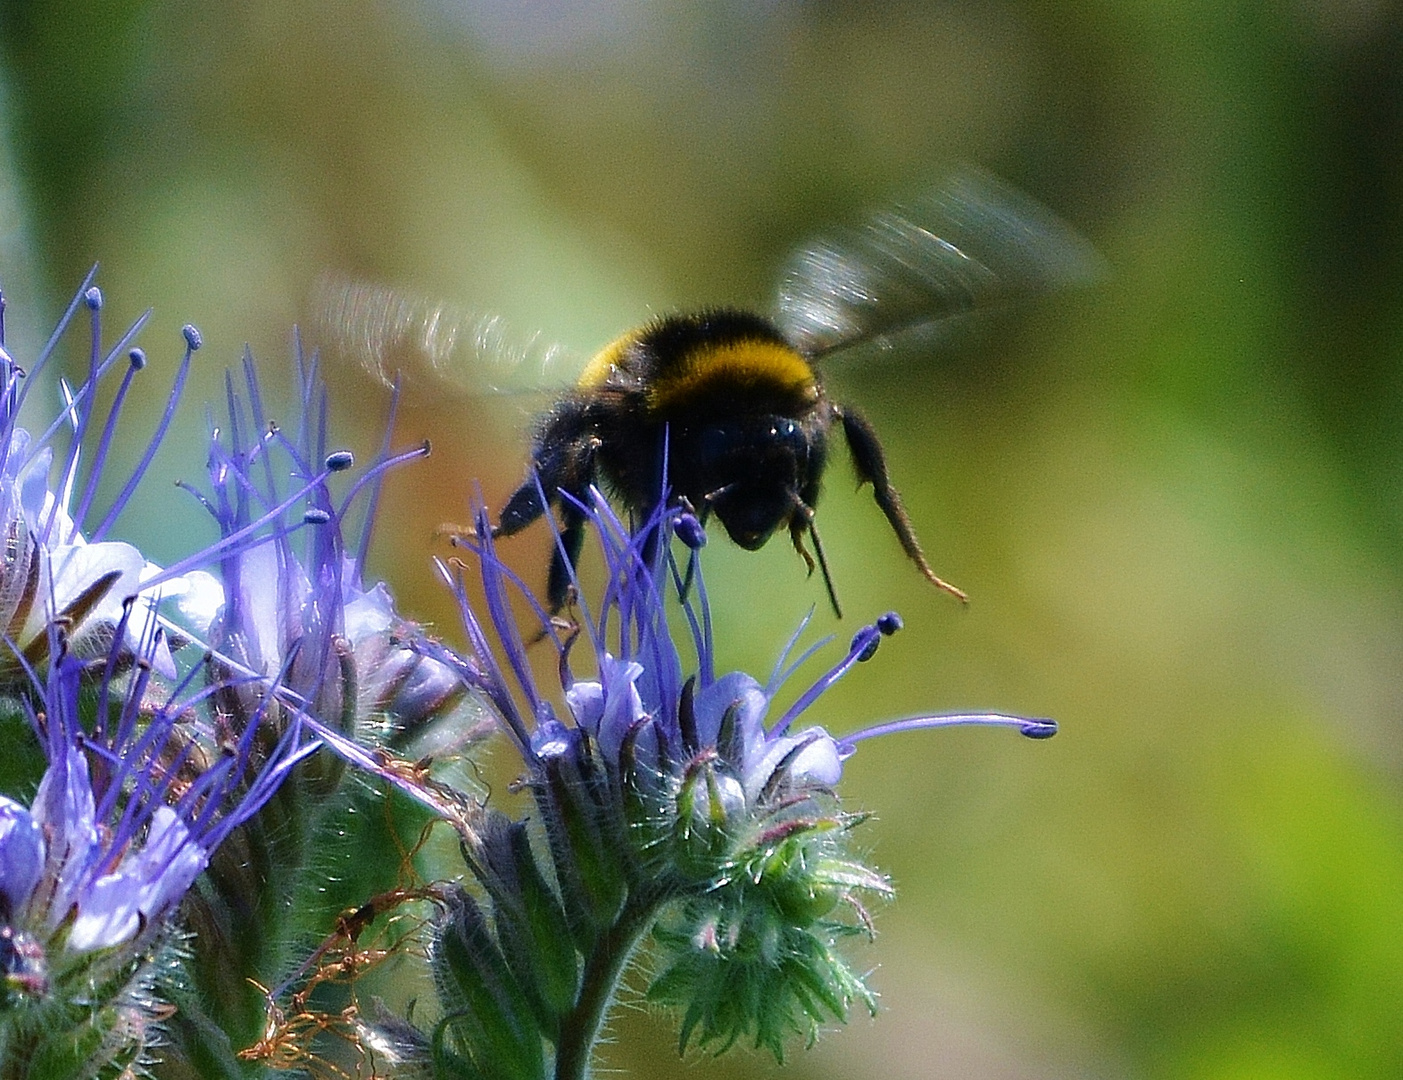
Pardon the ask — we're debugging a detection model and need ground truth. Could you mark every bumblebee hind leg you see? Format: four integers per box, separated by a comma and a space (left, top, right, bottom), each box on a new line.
837, 404, 968, 604
496, 479, 550, 537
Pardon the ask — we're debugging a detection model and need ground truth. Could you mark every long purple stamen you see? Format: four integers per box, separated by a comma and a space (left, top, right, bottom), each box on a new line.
35, 311, 152, 543
353, 376, 402, 572
336, 439, 431, 525
91, 323, 201, 541
240, 348, 281, 503
138, 470, 335, 592
71, 349, 145, 534
837, 712, 1058, 754
436, 556, 531, 752
768, 621, 883, 739
472, 505, 543, 723
14, 265, 98, 413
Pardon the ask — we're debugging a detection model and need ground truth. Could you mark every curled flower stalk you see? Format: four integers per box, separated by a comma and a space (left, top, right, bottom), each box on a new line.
415, 490, 1055, 1080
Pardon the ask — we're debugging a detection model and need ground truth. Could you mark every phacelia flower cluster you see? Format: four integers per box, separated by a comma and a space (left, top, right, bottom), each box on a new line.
0, 275, 471, 1076
0, 272, 1056, 1080
406, 489, 1053, 1076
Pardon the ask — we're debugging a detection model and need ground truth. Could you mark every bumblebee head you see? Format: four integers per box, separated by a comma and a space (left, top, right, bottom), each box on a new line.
708, 483, 793, 549
691, 415, 814, 549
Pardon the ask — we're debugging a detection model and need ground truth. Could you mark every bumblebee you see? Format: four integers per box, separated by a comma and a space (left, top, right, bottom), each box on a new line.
318, 170, 1098, 615
491, 172, 1099, 616
493, 308, 954, 617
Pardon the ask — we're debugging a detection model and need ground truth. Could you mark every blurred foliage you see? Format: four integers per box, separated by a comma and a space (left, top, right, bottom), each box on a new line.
2, 0, 1403, 1077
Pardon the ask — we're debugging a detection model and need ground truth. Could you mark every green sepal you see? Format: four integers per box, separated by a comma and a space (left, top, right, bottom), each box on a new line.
0, 938, 175, 1080
296, 637, 357, 796
645, 812, 890, 1063
536, 750, 627, 950
467, 814, 579, 1035
649, 901, 876, 1062
7, 1006, 116, 1080
667, 757, 742, 881
432, 887, 547, 1080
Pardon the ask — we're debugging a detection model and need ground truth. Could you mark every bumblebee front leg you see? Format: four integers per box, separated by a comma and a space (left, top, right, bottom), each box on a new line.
837, 404, 968, 604
546, 502, 588, 614
494, 397, 600, 612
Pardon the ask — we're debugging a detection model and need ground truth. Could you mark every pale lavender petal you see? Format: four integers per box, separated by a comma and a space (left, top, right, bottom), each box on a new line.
224, 541, 307, 675
343, 578, 395, 642
65, 871, 140, 951
16, 445, 52, 531
32, 745, 100, 927
67, 810, 206, 952
531, 717, 577, 759
565, 680, 605, 735
595, 656, 646, 761
0, 796, 44, 917
743, 728, 843, 802
169, 569, 225, 632
42, 541, 146, 647
693, 671, 768, 765
786, 730, 843, 787
128, 807, 208, 921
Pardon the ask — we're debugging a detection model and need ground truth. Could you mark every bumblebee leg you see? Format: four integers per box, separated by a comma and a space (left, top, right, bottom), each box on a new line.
492, 398, 603, 614
495, 399, 595, 538
546, 504, 587, 614
496, 480, 549, 538
790, 507, 842, 618
838, 404, 968, 604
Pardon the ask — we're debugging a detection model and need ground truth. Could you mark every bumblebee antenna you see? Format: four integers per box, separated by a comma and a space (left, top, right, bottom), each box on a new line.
790, 501, 842, 618
808, 517, 842, 619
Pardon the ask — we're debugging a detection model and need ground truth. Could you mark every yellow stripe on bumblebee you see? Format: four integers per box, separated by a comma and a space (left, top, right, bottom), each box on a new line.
645, 338, 817, 413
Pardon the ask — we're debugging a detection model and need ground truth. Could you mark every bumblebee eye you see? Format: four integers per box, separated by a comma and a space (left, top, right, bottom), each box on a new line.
772, 418, 805, 452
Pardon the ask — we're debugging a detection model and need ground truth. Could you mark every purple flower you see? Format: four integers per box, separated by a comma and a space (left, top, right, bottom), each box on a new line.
149, 346, 475, 753
0, 279, 327, 972
0, 274, 433, 973
0, 631, 315, 965
0, 274, 488, 1080
412, 489, 1056, 1069
437, 490, 1053, 828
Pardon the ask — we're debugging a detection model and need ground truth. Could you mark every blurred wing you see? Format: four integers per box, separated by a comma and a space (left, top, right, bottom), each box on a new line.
775, 168, 1105, 359
309, 274, 581, 395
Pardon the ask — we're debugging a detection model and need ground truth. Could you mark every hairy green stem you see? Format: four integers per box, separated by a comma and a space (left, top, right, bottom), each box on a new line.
553, 898, 658, 1080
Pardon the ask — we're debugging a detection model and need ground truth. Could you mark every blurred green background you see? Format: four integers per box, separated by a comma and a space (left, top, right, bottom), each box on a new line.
3, 0, 1403, 1076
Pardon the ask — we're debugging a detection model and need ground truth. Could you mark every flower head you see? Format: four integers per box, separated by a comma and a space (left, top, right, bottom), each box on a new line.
424, 486, 1055, 1065
443, 489, 1052, 854
161, 345, 474, 756
0, 275, 469, 1076
0, 278, 329, 1058
0, 630, 314, 969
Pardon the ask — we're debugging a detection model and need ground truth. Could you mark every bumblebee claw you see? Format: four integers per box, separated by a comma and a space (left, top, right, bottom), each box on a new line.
922, 569, 969, 605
